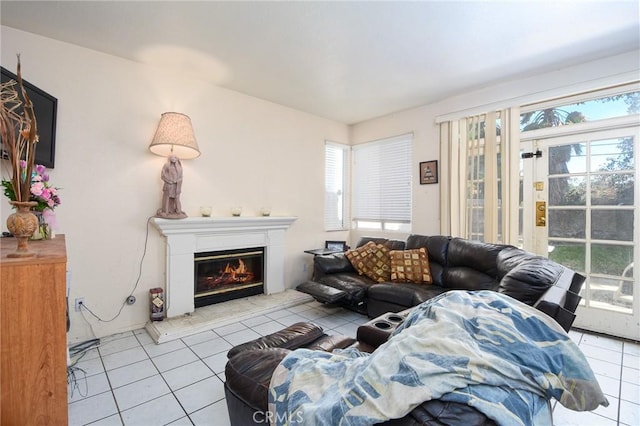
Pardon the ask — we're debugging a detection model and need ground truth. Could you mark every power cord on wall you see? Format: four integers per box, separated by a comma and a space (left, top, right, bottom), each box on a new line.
78, 216, 154, 323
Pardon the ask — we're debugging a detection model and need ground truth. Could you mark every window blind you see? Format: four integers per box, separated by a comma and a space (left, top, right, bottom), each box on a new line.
352, 134, 412, 223
324, 142, 348, 231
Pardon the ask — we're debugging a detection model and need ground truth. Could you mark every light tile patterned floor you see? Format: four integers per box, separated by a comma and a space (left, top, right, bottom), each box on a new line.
68, 300, 640, 426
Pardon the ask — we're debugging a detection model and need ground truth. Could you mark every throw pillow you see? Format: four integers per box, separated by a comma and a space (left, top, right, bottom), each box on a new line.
344, 241, 376, 274
345, 242, 391, 282
360, 243, 391, 282
390, 248, 432, 284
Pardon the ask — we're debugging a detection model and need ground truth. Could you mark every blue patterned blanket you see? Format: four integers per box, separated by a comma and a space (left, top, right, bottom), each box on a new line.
269, 290, 608, 425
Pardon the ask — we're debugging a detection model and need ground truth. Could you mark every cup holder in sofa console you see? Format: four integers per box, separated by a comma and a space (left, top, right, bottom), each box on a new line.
386, 315, 404, 323
374, 321, 392, 329
358, 310, 412, 349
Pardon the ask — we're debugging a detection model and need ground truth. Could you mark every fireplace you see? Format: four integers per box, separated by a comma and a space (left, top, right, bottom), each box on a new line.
151, 216, 297, 318
194, 248, 264, 307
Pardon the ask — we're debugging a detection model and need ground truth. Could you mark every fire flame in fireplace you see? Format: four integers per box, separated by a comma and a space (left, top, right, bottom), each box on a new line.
212, 258, 255, 285
223, 258, 253, 281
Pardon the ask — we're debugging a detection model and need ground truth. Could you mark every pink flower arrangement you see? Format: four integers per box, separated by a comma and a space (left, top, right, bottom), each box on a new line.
2, 162, 61, 212
28, 163, 61, 211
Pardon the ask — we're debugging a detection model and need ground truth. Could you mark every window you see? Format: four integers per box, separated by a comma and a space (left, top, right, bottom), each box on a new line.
352, 134, 412, 231
464, 112, 505, 242
324, 141, 348, 231
521, 89, 640, 132
440, 109, 518, 244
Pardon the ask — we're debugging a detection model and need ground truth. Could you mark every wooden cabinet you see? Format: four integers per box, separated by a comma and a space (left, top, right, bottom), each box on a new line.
1, 236, 68, 425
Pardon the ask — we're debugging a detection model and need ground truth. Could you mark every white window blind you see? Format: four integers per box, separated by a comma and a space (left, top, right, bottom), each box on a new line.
324, 141, 348, 231
352, 134, 412, 225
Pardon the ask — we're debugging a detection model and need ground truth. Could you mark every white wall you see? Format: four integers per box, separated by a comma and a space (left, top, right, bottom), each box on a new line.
350, 50, 640, 242
1, 26, 349, 342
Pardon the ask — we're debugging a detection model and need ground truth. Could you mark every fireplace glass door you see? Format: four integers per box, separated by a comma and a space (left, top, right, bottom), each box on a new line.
194, 248, 264, 307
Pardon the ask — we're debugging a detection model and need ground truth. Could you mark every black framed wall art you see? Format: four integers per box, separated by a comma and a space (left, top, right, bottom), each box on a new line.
419, 160, 438, 184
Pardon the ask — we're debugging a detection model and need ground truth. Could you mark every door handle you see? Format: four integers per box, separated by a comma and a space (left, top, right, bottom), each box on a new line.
536, 201, 546, 227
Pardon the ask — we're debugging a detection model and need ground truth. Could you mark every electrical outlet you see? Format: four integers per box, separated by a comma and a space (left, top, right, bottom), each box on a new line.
74, 297, 85, 312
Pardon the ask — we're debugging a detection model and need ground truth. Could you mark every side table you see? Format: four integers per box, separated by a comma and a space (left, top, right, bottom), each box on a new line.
303, 248, 343, 256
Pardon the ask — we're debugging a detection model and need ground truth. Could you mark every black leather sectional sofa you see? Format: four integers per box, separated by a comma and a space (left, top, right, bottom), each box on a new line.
299, 234, 585, 332
225, 236, 589, 425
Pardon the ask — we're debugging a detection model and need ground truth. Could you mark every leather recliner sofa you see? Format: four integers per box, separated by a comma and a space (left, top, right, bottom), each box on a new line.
302, 234, 585, 332
224, 320, 503, 426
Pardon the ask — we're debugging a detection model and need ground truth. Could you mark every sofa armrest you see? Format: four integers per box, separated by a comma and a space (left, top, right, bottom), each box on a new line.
226, 322, 324, 359
498, 256, 564, 305
313, 253, 355, 277
303, 334, 356, 351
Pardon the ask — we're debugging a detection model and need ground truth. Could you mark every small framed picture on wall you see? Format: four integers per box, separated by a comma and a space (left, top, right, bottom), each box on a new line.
419, 160, 438, 185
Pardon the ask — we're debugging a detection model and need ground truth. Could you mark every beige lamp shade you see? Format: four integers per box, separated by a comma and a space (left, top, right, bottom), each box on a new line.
149, 112, 201, 159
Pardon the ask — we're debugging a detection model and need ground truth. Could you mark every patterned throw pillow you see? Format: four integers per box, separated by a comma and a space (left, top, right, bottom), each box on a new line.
389, 248, 432, 284
362, 244, 391, 282
344, 241, 375, 274
345, 241, 391, 283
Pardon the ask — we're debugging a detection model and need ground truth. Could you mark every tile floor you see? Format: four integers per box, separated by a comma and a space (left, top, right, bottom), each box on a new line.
68, 299, 640, 426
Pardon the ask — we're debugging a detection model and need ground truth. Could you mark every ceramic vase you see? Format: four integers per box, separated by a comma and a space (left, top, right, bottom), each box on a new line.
5, 201, 38, 258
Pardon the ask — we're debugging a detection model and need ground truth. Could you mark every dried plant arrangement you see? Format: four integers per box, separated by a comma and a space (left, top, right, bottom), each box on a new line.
0, 55, 39, 203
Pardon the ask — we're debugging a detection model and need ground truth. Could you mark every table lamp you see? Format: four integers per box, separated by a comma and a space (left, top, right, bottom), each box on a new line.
149, 112, 200, 219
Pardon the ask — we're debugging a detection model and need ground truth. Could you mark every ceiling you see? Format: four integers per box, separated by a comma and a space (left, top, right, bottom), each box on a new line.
1, 1, 638, 124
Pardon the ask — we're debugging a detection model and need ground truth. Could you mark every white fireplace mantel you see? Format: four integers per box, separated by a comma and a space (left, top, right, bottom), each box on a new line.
152, 216, 297, 318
